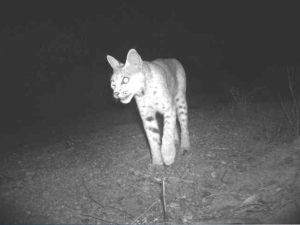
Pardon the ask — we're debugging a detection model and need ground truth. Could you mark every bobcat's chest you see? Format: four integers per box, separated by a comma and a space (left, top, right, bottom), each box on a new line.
135, 88, 170, 114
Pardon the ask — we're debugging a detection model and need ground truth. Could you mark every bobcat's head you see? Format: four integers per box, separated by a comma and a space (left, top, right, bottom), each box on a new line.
107, 49, 145, 104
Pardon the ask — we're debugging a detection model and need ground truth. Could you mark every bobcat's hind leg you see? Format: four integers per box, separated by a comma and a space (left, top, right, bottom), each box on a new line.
175, 94, 190, 155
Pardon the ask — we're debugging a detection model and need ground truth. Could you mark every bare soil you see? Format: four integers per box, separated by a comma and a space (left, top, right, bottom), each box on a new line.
1, 103, 300, 224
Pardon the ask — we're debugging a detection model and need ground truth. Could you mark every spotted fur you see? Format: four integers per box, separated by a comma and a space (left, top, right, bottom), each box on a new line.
107, 49, 190, 166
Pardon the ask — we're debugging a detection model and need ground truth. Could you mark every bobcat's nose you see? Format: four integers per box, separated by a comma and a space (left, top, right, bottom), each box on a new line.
113, 92, 119, 98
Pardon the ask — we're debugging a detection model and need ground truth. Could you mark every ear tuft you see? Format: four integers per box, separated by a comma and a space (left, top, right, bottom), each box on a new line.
107, 55, 120, 69
126, 49, 143, 67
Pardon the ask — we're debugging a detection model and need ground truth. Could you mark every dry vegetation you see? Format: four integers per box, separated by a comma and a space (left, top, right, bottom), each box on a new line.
1, 99, 300, 224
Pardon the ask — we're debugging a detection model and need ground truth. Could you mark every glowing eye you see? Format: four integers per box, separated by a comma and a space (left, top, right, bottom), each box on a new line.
122, 77, 130, 84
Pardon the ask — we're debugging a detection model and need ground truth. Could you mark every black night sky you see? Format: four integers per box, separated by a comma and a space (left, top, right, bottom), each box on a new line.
1, 1, 300, 134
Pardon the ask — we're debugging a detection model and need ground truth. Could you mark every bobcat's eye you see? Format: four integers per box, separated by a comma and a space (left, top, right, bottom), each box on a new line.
122, 77, 130, 84
111, 83, 116, 89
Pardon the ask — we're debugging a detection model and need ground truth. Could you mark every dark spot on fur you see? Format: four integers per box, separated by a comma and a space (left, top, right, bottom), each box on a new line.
178, 105, 183, 109
176, 98, 180, 101
153, 138, 161, 144
153, 91, 156, 95
148, 127, 160, 134
137, 90, 145, 97
146, 116, 154, 122
179, 112, 186, 116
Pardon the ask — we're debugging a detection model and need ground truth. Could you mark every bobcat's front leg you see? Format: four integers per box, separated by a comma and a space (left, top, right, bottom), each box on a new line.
161, 107, 177, 165
140, 112, 163, 165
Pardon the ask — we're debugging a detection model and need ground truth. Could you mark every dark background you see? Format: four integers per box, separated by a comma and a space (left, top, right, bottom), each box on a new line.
1, 1, 300, 135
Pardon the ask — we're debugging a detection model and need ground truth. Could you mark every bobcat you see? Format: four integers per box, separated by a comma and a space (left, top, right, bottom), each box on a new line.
107, 49, 190, 166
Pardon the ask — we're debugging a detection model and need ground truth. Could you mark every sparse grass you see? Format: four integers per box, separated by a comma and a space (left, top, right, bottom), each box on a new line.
229, 85, 264, 115
229, 92, 288, 144
279, 67, 300, 137
228, 83, 298, 143
1, 103, 300, 223
259, 110, 283, 143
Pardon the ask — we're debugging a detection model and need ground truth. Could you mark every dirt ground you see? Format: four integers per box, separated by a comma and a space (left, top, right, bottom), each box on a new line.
1, 103, 300, 224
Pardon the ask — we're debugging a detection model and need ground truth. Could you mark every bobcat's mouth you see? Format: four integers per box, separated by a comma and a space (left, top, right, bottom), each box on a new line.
119, 93, 133, 103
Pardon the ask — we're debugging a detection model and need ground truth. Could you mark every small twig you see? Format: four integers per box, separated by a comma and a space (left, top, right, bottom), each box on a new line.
80, 213, 114, 224
130, 200, 159, 225
168, 176, 194, 183
194, 217, 261, 224
237, 203, 270, 212
153, 177, 169, 220
161, 177, 168, 220
205, 191, 239, 199
281, 195, 300, 208
82, 177, 133, 218
272, 122, 282, 142
220, 170, 228, 183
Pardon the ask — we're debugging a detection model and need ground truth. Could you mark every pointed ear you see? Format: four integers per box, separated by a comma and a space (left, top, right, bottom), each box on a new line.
107, 55, 121, 69
125, 49, 143, 68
